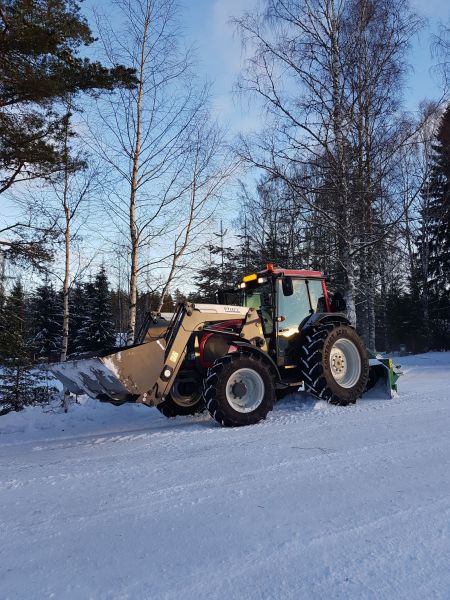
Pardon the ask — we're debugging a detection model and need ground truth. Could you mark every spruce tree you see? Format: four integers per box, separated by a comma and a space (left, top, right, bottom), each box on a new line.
110, 287, 129, 344
29, 280, 62, 361
73, 267, 116, 353
0, 281, 34, 412
193, 245, 238, 302
418, 105, 450, 348
71, 278, 95, 353
172, 288, 186, 305
68, 281, 86, 353
89, 266, 116, 351
160, 293, 174, 312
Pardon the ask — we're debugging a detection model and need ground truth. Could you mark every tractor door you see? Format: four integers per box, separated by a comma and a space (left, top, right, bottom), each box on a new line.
276, 278, 325, 367
243, 282, 274, 340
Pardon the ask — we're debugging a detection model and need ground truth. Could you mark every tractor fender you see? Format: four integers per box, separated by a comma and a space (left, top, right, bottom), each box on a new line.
300, 312, 350, 332
232, 341, 282, 382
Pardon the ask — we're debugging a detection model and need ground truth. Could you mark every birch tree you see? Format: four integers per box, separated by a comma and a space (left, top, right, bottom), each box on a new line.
234, 0, 421, 342
398, 106, 441, 347
234, 0, 359, 322
92, 0, 207, 344
433, 20, 450, 95
55, 110, 99, 362
32, 103, 102, 366
156, 121, 237, 312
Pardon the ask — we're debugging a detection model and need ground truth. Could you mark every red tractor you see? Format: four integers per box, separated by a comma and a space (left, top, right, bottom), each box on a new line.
52, 265, 397, 427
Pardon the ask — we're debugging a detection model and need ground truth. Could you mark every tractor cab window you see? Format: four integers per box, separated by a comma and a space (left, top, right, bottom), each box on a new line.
243, 283, 273, 335
307, 279, 325, 312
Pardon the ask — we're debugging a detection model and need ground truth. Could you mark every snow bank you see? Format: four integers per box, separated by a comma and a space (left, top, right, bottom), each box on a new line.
1, 352, 448, 444
0, 396, 173, 445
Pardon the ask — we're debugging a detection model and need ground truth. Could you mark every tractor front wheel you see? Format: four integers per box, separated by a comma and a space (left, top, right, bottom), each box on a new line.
204, 351, 275, 427
301, 323, 369, 406
156, 372, 205, 417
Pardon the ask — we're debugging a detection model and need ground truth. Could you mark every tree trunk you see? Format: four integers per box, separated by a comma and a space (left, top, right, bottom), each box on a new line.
60, 111, 71, 362
60, 200, 70, 362
157, 173, 198, 313
344, 266, 357, 327
127, 222, 139, 344
60, 109, 72, 411
366, 258, 376, 350
126, 15, 149, 345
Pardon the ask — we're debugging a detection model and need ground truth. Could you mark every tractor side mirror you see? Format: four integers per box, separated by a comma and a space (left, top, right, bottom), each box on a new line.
282, 276, 294, 297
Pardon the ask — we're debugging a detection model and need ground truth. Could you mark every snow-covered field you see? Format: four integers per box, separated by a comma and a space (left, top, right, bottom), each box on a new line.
1, 353, 450, 600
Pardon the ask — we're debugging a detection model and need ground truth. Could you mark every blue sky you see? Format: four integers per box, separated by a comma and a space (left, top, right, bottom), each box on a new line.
84, 0, 449, 133
182, 0, 449, 129
3, 0, 449, 287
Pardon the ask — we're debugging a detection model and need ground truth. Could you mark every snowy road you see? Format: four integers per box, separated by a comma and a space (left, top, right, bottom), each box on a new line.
1, 353, 450, 599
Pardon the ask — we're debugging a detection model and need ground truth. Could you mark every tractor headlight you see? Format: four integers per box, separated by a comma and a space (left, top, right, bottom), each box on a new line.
161, 366, 173, 381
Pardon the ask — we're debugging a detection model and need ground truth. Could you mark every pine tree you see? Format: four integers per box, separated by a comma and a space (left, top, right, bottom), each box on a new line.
29, 280, 62, 361
0, 0, 136, 194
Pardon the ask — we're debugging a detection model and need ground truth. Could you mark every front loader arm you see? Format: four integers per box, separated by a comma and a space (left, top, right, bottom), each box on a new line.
140, 302, 258, 406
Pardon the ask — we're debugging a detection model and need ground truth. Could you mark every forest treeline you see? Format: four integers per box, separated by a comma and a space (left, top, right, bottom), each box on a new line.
193, 102, 450, 354
1, 0, 449, 413
0, 265, 181, 413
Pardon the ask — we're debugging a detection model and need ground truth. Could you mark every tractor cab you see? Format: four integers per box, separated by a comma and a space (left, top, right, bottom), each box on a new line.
233, 265, 332, 372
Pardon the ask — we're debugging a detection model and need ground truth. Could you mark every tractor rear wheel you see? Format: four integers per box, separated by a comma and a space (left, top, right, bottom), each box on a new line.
156, 372, 205, 417
204, 351, 275, 427
300, 323, 369, 406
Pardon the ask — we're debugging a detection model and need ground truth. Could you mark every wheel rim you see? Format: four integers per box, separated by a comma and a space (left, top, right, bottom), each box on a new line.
225, 368, 265, 413
171, 378, 201, 407
329, 339, 362, 389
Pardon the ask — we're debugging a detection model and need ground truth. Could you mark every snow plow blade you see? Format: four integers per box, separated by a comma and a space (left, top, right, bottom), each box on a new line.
367, 353, 401, 398
49, 339, 166, 404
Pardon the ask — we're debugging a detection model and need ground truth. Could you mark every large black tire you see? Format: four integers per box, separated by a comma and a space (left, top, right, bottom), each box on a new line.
204, 351, 276, 427
156, 373, 205, 417
300, 323, 369, 406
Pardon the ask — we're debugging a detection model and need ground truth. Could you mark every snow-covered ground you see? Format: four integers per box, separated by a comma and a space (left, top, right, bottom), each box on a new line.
1, 353, 450, 599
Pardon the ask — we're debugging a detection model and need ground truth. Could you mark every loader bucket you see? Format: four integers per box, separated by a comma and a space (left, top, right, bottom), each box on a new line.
367, 352, 401, 398
49, 338, 166, 404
